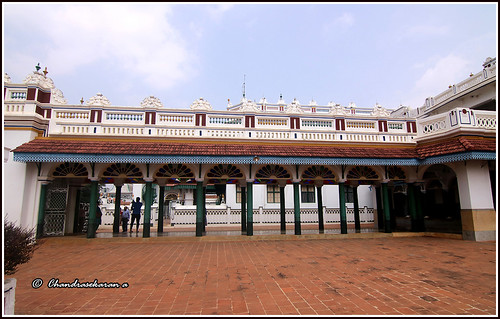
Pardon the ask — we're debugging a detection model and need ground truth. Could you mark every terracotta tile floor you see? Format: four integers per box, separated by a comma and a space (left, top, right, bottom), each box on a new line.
7, 234, 497, 316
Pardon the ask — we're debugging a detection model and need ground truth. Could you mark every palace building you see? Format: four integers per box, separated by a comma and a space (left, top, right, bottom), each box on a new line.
3, 57, 496, 241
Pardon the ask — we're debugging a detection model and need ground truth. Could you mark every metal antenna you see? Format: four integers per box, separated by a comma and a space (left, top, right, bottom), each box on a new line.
242, 74, 246, 99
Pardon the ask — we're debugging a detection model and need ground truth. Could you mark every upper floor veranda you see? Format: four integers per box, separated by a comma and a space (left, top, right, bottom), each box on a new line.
3, 57, 496, 145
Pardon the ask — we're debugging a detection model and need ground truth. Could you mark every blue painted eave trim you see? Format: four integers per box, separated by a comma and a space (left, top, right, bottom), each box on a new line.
13, 151, 495, 166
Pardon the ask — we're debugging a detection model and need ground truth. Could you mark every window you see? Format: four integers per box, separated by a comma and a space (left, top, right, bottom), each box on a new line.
236, 185, 242, 203
301, 185, 315, 203
345, 186, 354, 203
267, 185, 280, 203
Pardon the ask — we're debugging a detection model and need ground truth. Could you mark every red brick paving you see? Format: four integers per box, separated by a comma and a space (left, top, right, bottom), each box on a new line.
6, 235, 497, 316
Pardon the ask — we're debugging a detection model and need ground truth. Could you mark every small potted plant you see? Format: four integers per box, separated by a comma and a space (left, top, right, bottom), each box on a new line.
4, 218, 41, 315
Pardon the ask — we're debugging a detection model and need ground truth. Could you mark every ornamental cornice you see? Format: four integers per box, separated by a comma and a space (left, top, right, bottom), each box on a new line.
4, 73, 11, 84
50, 88, 68, 105
285, 98, 303, 114
371, 103, 391, 117
86, 93, 111, 106
190, 97, 212, 111
141, 95, 163, 108
23, 71, 55, 89
328, 102, 349, 115
239, 98, 260, 112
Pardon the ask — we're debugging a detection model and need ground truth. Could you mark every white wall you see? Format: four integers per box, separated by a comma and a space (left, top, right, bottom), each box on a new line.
225, 184, 376, 210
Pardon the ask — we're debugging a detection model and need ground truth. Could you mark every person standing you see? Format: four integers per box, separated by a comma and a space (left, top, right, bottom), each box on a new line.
130, 197, 142, 233
121, 206, 130, 232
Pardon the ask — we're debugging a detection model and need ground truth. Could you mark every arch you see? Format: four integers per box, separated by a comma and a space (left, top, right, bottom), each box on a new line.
387, 166, 407, 181
51, 162, 88, 177
102, 163, 143, 184
301, 165, 337, 184
206, 164, 245, 184
346, 165, 379, 180
254, 164, 292, 184
155, 164, 195, 184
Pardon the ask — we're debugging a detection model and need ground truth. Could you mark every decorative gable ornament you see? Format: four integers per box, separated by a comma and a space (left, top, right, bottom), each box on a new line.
50, 88, 68, 105
23, 71, 55, 89
190, 97, 212, 110
86, 93, 111, 106
239, 98, 260, 112
141, 95, 163, 108
371, 103, 391, 117
286, 98, 303, 114
4, 73, 11, 84
328, 102, 349, 115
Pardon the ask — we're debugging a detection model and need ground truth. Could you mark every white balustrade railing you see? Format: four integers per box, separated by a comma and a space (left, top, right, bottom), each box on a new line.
105, 112, 143, 121
257, 117, 288, 127
158, 114, 194, 124
55, 111, 89, 120
170, 206, 374, 225
208, 116, 243, 126
4, 104, 25, 113
9, 91, 27, 100
417, 108, 496, 138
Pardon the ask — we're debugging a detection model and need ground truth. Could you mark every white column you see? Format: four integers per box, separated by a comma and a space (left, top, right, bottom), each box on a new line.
455, 161, 495, 241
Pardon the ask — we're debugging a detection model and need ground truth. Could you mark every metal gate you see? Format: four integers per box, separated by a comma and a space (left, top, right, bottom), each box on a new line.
44, 186, 67, 236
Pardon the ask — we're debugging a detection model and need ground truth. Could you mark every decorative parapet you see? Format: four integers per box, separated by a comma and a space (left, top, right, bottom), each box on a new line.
422, 57, 496, 113
141, 95, 163, 108
23, 71, 55, 89
4, 73, 11, 84
416, 107, 496, 140
329, 102, 349, 115
50, 88, 68, 105
239, 98, 260, 113
190, 97, 212, 111
86, 93, 111, 106
371, 103, 391, 117
286, 98, 303, 114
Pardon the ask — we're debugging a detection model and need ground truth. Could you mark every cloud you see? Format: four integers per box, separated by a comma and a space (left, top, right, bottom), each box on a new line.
4, 3, 197, 90
406, 54, 472, 107
207, 3, 235, 20
404, 24, 450, 38
335, 12, 355, 28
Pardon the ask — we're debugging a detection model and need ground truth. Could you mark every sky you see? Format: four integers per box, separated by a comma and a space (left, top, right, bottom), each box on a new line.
2, 2, 498, 111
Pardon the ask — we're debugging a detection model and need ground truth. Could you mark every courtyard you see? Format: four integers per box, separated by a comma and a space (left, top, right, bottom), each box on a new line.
7, 233, 497, 316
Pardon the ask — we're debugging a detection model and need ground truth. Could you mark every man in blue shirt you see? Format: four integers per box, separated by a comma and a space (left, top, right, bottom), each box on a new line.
130, 197, 142, 233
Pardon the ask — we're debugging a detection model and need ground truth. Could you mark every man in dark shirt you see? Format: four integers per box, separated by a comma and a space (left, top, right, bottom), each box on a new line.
130, 197, 142, 233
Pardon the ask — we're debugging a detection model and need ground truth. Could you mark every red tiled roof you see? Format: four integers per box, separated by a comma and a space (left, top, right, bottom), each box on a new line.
12, 136, 495, 160
416, 136, 496, 158
13, 138, 418, 159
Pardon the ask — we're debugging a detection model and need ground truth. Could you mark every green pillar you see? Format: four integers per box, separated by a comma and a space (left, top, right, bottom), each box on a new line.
317, 185, 324, 234
280, 185, 286, 234
241, 186, 247, 233
142, 182, 152, 237
375, 185, 384, 231
73, 189, 81, 234
87, 180, 98, 238
415, 185, 425, 232
382, 182, 392, 233
408, 183, 418, 232
202, 186, 207, 232
196, 181, 204, 236
339, 182, 347, 234
36, 183, 49, 239
247, 181, 253, 236
353, 185, 361, 233
293, 182, 301, 235
113, 185, 122, 233
158, 186, 165, 233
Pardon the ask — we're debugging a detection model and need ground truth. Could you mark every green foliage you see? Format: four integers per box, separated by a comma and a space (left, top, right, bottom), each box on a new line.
4, 219, 41, 275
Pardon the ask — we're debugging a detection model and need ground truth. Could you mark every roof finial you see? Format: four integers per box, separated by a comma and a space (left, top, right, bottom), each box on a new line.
80, 97, 84, 105
43, 67, 48, 77
35, 63, 41, 72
